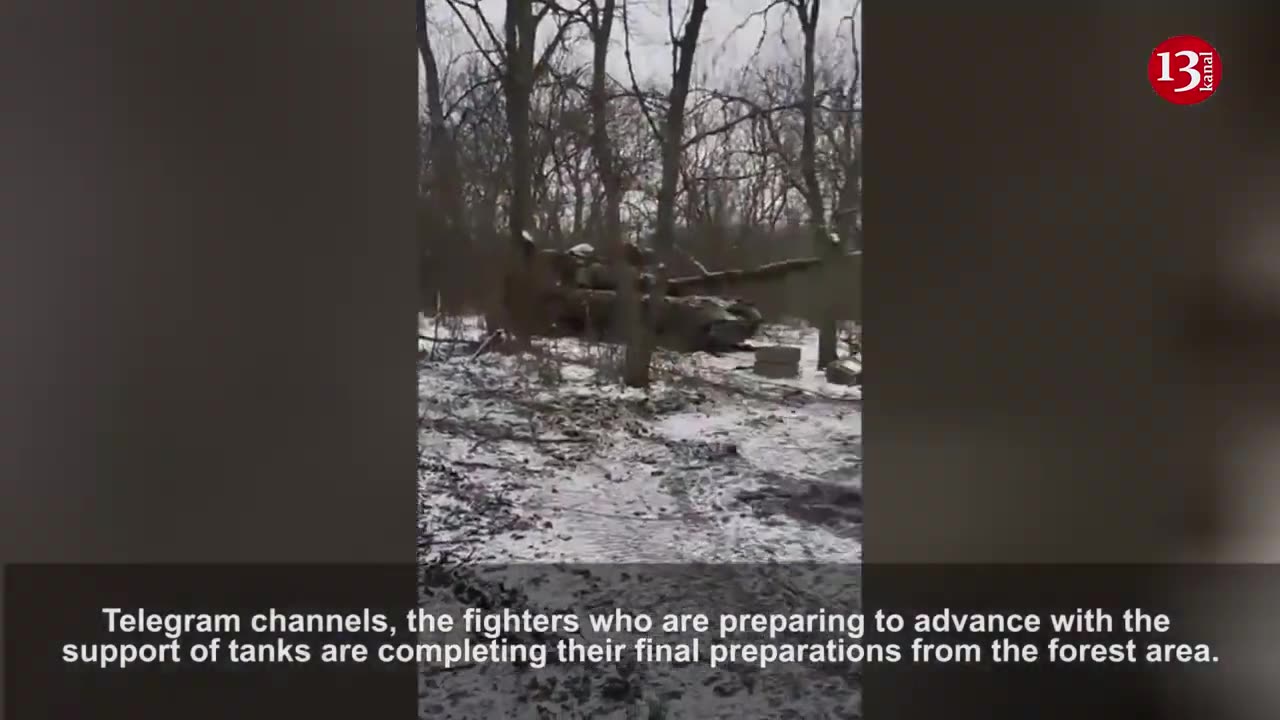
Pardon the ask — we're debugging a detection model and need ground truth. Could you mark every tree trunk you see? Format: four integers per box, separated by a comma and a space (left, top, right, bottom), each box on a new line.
416, 1, 467, 310
837, 6, 862, 253
795, 0, 839, 369
624, 0, 709, 387
587, 0, 644, 381
497, 0, 540, 346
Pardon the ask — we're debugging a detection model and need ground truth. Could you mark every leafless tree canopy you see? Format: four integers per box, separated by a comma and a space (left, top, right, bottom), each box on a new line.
418, 0, 862, 384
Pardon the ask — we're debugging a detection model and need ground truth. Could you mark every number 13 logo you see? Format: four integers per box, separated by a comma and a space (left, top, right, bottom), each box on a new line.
1149, 35, 1221, 106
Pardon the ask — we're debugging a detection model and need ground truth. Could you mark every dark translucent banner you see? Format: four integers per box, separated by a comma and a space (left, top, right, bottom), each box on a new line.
5, 564, 1272, 719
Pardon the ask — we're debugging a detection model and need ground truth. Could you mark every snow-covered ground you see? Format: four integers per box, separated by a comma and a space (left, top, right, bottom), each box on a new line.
417, 314, 863, 718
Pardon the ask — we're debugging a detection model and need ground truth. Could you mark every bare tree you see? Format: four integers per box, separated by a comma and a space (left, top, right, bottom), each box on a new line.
443, 0, 572, 340
621, 0, 710, 387
418, 1, 468, 309
422, 0, 862, 378
788, 0, 841, 368
832, 0, 861, 254
577, 0, 648, 366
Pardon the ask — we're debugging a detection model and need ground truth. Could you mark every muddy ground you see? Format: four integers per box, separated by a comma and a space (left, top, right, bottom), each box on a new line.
417, 316, 862, 719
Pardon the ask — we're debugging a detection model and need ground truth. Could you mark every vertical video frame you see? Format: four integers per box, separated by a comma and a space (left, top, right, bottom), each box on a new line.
417, 0, 862, 716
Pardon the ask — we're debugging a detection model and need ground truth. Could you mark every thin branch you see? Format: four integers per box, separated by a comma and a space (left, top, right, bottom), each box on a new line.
444, 73, 503, 119
532, 14, 579, 84
444, 0, 507, 75
621, 0, 664, 144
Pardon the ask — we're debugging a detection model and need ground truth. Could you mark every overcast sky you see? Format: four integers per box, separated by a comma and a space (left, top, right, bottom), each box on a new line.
421, 0, 861, 101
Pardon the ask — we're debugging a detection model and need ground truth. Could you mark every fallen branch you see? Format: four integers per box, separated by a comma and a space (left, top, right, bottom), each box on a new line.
419, 335, 481, 345
674, 245, 712, 276
556, 505, 703, 523
469, 330, 504, 361
447, 459, 511, 471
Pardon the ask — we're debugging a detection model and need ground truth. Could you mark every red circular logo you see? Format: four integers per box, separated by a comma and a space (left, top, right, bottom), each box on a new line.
1149, 35, 1221, 105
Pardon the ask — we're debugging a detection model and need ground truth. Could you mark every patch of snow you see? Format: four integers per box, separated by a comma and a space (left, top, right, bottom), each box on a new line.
417, 315, 862, 718
418, 316, 860, 564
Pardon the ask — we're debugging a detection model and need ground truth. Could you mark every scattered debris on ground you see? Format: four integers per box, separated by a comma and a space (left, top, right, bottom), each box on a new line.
418, 314, 862, 718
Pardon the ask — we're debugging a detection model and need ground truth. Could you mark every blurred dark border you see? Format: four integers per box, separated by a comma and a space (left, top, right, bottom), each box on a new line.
7, 563, 1270, 720
866, 6, 1276, 719
1, 1, 1274, 719
864, 4, 1280, 568
0, 0, 419, 717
